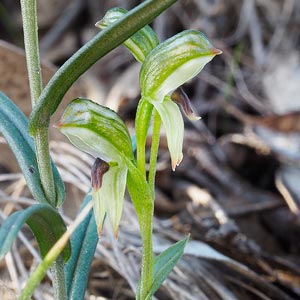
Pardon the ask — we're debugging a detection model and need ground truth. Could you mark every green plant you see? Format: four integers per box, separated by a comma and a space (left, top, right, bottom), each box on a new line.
0, 1, 221, 299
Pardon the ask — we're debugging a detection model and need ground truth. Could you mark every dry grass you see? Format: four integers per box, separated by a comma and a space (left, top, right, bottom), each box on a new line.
1, 0, 300, 299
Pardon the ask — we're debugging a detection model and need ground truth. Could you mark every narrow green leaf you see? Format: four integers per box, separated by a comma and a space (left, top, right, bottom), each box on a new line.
145, 235, 189, 299
65, 194, 98, 300
0, 92, 65, 206
0, 204, 70, 262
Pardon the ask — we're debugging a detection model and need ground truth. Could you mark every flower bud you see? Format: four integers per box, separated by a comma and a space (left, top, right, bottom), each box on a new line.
96, 7, 159, 63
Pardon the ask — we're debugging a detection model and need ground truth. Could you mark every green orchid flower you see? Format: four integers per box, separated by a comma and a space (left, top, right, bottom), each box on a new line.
139, 29, 222, 170
55, 98, 134, 236
96, 7, 159, 63
96, 13, 208, 171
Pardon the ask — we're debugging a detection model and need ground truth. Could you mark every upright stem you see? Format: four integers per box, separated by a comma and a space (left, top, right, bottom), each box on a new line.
136, 98, 153, 177
139, 111, 161, 300
20, 0, 56, 205
20, 1, 64, 298
50, 256, 67, 300
20, 0, 42, 107
137, 111, 161, 300
148, 110, 161, 193
137, 140, 146, 176
139, 201, 154, 300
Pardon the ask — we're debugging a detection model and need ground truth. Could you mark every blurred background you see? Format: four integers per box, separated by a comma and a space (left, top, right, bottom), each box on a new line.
1, 0, 300, 299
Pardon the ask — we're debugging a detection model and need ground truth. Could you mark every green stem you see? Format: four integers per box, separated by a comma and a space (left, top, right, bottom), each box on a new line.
137, 140, 146, 176
20, 0, 56, 205
136, 99, 153, 176
20, 0, 64, 297
125, 163, 154, 300
148, 110, 161, 193
20, 0, 42, 107
19, 253, 64, 300
50, 256, 67, 300
135, 109, 161, 299
139, 112, 161, 300
29, 0, 178, 135
139, 201, 154, 300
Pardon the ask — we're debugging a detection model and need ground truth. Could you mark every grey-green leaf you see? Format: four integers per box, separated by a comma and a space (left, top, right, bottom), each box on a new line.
65, 194, 98, 300
0, 92, 65, 207
146, 235, 189, 299
0, 204, 70, 261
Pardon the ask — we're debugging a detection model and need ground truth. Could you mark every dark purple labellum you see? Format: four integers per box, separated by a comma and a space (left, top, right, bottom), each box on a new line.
91, 158, 110, 191
171, 87, 200, 120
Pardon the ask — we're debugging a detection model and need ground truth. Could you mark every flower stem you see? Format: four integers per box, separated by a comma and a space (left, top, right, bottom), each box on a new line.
148, 110, 161, 193
126, 163, 154, 300
20, 0, 56, 206
139, 201, 154, 300
20, 0, 64, 297
136, 111, 161, 299
20, 0, 42, 107
137, 139, 146, 177
50, 256, 67, 300
139, 112, 161, 300
136, 99, 153, 176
